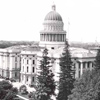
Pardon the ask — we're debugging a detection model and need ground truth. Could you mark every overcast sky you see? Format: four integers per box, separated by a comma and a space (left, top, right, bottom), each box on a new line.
0, 0, 100, 43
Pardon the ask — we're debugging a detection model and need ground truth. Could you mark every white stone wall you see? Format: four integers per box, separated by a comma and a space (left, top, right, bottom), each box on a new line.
20, 52, 37, 85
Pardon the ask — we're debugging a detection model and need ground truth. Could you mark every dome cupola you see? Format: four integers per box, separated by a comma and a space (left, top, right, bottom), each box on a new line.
44, 5, 62, 21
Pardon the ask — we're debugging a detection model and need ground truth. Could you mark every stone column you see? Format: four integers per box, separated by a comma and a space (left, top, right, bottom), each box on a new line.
24, 75, 26, 84
47, 34, 48, 41
9, 71, 12, 78
55, 34, 57, 41
44, 34, 45, 41
54, 34, 55, 41
29, 63, 31, 74
51, 34, 52, 41
41, 34, 42, 41
46, 34, 47, 41
80, 62, 83, 75
48, 34, 50, 41
58, 34, 59, 41
58, 34, 60, 41
45, 34, 46, 41
52, 34, 54, 41
62, 34, 63, 41
50, 34, 51, 41
59, 34, 62, 42
45, 34, 47, 41
52, 34, 53, 41
75, 63, 79, 78
43, 34, 44, 41
64, 34, 66, 41
42, 34, 43, 41
29, 76, 32, 85
85, 62, 87, 69
90, 62, 92, 70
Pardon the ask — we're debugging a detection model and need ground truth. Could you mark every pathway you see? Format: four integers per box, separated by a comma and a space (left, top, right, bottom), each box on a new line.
17, 95, 29, 100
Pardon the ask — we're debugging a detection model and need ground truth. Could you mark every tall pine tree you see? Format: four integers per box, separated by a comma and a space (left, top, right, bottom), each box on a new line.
94, 47, 100, 70
36, 48, 55, 100
57, 40, 75, 100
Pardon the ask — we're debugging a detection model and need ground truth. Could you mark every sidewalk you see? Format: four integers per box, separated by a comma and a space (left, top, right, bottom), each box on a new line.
17, 95, 29, 100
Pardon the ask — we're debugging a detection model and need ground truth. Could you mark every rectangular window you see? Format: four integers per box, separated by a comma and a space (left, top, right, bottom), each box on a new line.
20, 57, 21, 61
15, 57, 17, 62
15, 63, 17, 69
33, 67, 34, 73
27, 76, 28, 81
27, 60, 28, 64
33, 60, 35, 64
15, 72, 17, 77
32, 77, 34, 82
27, 66, 29, 72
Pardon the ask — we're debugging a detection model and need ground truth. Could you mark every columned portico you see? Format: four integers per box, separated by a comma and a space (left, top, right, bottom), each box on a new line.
75, 59, 95, 78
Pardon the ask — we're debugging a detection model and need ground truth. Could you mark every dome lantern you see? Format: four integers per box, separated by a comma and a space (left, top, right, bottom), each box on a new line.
44, 5, 62, 21
52, 4, 56, 11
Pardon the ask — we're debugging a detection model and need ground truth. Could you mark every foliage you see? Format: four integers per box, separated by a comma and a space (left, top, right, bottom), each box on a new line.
70, 42, 99, 49
57, 40, 75, 100
11, 87, 18, 94
94, 48, 100, 70
0, 80, 12, 90
0, 86, 8, 99
0, 40, 37, 48
68, 69, 100, 100
4, 90, 16, 100
0, 80, 18, 100
19, 85, 28, 95
35, 48, 56, 100
10, 78, 16, 82
28, 92, 37, 100
19, 85, 26, 91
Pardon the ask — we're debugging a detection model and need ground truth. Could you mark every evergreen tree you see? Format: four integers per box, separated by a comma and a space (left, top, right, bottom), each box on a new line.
35, 48, 55, 100
94, 47, 100, 70
57, 40, 75, 100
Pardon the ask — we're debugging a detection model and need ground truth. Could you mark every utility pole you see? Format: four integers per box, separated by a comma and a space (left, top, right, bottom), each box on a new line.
67, 17, 70, 40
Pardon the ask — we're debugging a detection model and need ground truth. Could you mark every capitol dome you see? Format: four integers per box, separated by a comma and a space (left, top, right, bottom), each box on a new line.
44, 5, 62, 21
40, 4, 66, 48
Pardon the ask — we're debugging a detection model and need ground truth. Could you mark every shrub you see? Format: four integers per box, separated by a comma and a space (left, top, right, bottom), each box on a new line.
0, 80, 12, 90
11, 87, 18, 94
19, 85, 28, 95
10, 78, 16, 82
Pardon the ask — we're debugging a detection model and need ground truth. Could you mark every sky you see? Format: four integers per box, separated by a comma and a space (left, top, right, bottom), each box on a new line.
0, 0, 100, 43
